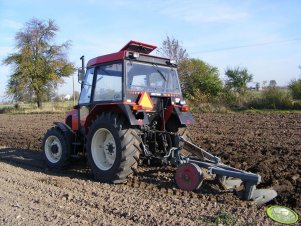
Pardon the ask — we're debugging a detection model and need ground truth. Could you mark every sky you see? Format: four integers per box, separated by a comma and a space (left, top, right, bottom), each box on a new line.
0, 0, 301, 101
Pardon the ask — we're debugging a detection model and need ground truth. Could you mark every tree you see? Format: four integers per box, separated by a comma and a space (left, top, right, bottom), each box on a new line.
157, 36, 188, 64
178, 59, 223, 101
289, 79, 301, 100
269, 80, 277, 87
224, 66, 253, 94
3, 18, 75, 108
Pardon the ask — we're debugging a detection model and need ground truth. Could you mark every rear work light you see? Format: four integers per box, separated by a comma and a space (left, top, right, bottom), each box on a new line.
132, 105, 143, 111
180, 105, 190, 112
128, 52, 139, 59
167, 59, 177, 66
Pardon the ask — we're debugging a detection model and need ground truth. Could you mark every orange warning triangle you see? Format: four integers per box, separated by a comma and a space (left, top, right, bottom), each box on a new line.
138, 92, 154, 110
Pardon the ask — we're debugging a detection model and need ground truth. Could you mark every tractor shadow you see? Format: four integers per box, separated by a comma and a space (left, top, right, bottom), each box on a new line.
0, 147, 91, 180
0, 147, 229, 198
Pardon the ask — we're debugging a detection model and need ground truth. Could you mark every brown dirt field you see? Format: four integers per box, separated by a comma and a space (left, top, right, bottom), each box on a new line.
189, 113, 301, 210
0, 112, 300, 225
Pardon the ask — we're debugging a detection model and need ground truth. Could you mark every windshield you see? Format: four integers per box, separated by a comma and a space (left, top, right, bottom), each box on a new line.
126, 61, 181, 93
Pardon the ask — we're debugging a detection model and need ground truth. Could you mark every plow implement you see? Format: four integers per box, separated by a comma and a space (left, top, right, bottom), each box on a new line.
172, 136, 277, 205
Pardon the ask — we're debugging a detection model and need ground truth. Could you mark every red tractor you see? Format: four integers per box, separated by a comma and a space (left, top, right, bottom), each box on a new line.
42, 41, 276, 205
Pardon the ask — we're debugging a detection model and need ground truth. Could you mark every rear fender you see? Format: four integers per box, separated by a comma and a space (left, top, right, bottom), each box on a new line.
173, 107, 195, 126
84, 104, 149, 132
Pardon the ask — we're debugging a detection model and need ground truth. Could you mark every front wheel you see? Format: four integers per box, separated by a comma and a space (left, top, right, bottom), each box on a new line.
86, 113, 141, 183
42, 127, 71, 168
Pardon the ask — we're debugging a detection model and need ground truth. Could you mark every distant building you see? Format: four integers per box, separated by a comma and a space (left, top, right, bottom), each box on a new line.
248, 82, 261, 90
64, 94, 71, 100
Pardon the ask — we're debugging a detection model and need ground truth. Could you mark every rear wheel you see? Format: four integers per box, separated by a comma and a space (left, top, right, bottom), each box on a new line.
86, 112, 141, 183
91, 128, 117, 171
42, 127, 71, 168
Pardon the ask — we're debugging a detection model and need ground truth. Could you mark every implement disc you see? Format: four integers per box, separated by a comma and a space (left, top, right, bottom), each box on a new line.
175, 163, 203, 191
267, 206, 299, 224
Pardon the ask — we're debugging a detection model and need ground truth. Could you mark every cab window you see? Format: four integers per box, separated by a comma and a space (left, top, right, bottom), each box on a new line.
94, 63, 122, 102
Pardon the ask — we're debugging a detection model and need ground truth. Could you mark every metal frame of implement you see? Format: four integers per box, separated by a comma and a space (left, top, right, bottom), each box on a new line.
172, 135, 277, 205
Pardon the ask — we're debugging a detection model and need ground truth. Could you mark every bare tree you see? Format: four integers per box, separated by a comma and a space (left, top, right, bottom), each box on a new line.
157, 36, 188, 64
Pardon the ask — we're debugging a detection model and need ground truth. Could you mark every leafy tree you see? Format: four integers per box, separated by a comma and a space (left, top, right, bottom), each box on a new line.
289, 79, 301, 100
178, 59, 223, 101
3, 18, 75, 108
225, 66, 253, 94
157, 36, 188, 64
269, 80, 277, 87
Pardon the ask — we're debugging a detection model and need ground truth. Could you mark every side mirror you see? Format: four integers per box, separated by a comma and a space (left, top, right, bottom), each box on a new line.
78, 68, 85, 83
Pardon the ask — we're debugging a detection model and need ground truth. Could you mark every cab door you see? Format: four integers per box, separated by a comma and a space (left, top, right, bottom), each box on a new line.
78, 67, 95, 131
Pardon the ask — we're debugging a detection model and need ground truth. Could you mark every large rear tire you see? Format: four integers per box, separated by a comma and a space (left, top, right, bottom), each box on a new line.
86, 112, 141, 183
42, 127, 71, 168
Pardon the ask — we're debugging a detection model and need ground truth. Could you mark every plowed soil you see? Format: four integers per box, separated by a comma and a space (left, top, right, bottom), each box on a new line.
0, 112, 300, 225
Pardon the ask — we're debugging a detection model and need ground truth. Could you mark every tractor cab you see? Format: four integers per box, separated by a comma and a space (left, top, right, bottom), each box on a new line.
70, 40, 193, 134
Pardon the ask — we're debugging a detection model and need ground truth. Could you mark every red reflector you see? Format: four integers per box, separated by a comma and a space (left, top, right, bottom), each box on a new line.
181, 105, 190, 112
132, 105, 143, 110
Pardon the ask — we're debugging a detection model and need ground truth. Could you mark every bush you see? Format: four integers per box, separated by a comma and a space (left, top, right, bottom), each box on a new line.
220, 89, 254, 110
292, 100, 301, 110
248, 87, 293, 109
289, 79, 301, 100
0, 106, 14, 114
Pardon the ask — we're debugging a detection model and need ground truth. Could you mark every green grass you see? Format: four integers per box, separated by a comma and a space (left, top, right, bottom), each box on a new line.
249, 90, 262, 98
0, 101, 74, 114
195, 210, 238, 225
238, 108, 301, 114
2, 99, 301, 115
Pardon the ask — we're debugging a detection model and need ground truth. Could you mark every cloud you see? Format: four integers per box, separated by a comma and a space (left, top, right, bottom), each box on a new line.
0, 46, 15, 64
0, 19, 22, 30
159, 1, 249, 23
0, 65, 10, 98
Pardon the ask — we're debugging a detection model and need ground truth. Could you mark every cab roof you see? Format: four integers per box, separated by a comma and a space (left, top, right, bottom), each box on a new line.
87, 40, 167, 67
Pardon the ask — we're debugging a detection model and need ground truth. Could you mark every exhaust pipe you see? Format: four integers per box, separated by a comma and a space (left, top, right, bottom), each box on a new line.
78, 56, 85, 84
80, 55, 85, 72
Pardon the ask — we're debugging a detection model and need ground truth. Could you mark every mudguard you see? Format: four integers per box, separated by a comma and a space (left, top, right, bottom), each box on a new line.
174, 107, 195, 126
84, 104, 149, 130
